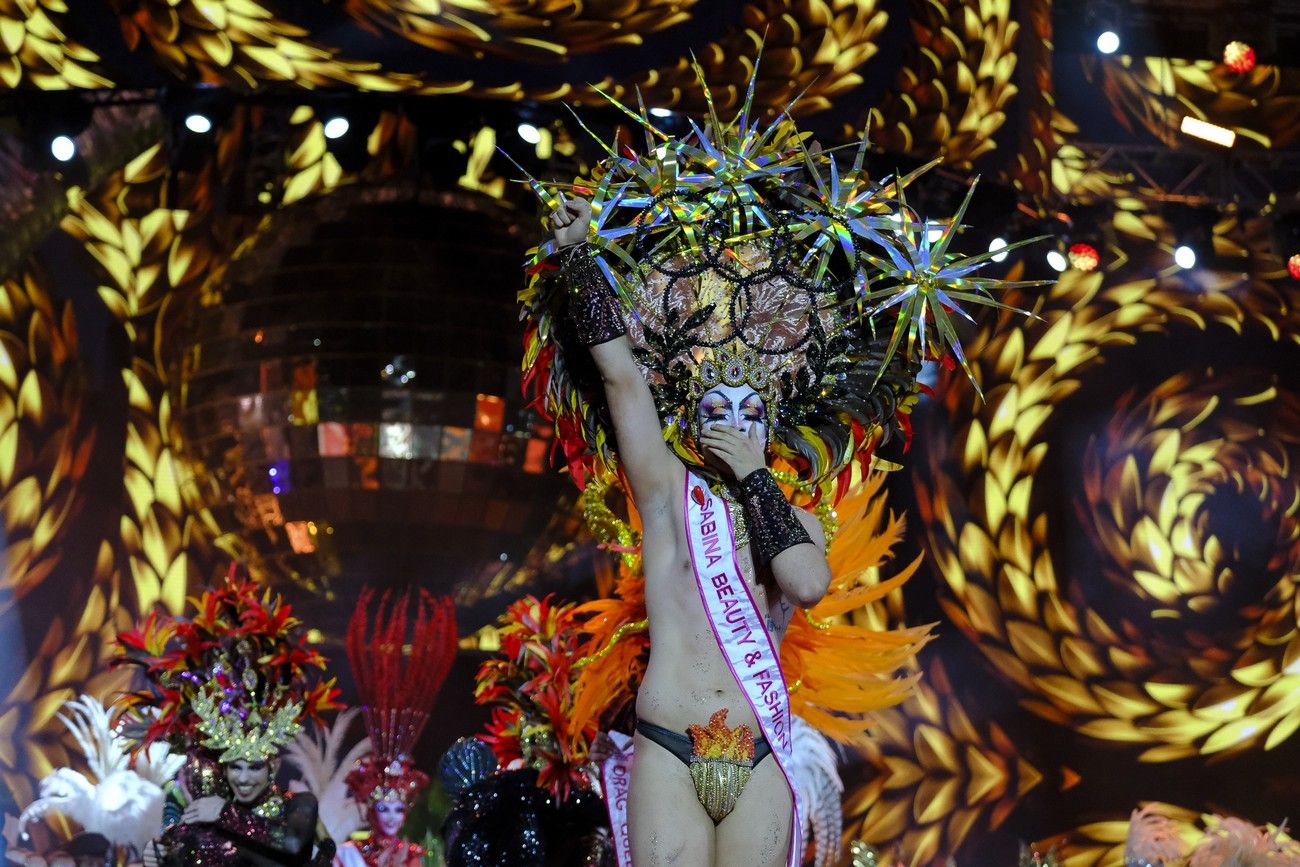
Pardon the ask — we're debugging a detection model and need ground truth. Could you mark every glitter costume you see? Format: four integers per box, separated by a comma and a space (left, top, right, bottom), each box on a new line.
335, 588, 457, 867
155, 785, 320, 866
113, 569, 342, 867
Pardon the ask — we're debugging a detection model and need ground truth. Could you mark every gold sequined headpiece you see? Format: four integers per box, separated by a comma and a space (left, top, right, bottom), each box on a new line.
686, 343, 776, 404
111, 570, 341, 762
190, 662, 306, 762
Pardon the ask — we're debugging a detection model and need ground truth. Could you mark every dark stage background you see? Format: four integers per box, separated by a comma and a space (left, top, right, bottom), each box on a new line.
1, 0, 1299, 863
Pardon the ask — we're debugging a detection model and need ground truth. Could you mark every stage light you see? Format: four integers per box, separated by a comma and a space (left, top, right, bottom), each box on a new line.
163, 87, 234, 184
989, 237, 1009, 263
314, 96, 381, 172
1068, 242, 1100, 272
1224, 41, 1256, 73
649, 107, 674, 118
1180, 116, 1235, 148
49, 135, 76, 162
1275, 211, 1300, 277
1169, 205, 1218, 271
1046, 250, 1067, 272
323, 116, 350, 140
1097, 30, 1120, 54
20, 91, 94, 173
926, 223, 945, 244
517, 122, 542, 144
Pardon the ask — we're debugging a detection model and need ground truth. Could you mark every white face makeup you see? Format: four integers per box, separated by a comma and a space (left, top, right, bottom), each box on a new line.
696, 384, 767, 440
224, 758, 273, 804
372, 797, 408, 837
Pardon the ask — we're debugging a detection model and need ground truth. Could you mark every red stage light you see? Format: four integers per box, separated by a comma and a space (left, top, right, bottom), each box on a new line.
1288, 253, 1300, 280
1224, 41, 1256, 73
1068, 242, 1100, 272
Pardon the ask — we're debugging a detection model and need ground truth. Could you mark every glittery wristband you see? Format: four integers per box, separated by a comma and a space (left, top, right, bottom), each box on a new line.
737, 468, 812, 565
560, 243, 625, 346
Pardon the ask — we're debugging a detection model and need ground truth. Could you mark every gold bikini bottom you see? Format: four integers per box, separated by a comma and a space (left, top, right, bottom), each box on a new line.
636, 709, 771, 823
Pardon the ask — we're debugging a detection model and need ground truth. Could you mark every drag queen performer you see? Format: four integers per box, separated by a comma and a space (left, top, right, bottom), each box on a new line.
552, 195, 830, 867
113, 571, 342, 867
518, 64, 1037, 867
335, 588, 457, 867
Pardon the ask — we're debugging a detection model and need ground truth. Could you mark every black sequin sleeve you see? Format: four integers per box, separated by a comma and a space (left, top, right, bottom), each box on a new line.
737, 468, 813, 565
560, 243, 626, 346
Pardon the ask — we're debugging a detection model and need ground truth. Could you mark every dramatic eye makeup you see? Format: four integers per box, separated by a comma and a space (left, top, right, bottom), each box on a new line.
740, 394, 764, 420
698, 395, 731, 418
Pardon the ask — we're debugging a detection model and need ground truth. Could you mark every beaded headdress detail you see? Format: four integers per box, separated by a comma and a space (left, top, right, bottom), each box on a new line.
687, 342, 775, 404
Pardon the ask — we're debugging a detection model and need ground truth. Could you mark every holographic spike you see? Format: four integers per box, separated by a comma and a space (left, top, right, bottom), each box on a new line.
689, 53, 726, 150
735, 44, 763, 139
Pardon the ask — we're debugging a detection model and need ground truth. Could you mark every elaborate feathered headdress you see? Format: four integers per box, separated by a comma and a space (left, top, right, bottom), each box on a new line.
516, 60, 1042, 500
344, 588, 458, 807
113, 568, 342, 762
474, 594, 603, 800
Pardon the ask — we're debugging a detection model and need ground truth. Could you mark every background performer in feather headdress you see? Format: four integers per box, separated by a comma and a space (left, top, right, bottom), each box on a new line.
335, 588, 457, 867
114, 569, 342, 867
519, 59, 1040, 867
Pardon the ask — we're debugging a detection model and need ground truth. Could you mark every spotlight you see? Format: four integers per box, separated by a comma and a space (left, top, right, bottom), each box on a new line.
1084, 1, 1123, 57
1035, 210, 1073, 274
323, 116, 350, 140
313, 96, 381, 173
1169, 205, 1218, 271
49, 134, 76, 162
649, 107, 674, 118
163, 87, 235, 178
1068, 242, 1100, 272
19, 91, 93, 173
1180, 116, 1235, 148
1223, 41, 1256, 73
1273, 209, 1300, 274
517, 122, 542, 145
989, 237, 1009, 263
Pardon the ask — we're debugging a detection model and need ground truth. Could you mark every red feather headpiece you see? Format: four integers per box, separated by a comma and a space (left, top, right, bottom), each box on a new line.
344, 588, 457, 805
112, 565, 341, 759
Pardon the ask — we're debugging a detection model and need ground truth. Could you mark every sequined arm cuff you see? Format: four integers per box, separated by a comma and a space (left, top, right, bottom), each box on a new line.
738, 468, 812, 565
560, 243, 625, 346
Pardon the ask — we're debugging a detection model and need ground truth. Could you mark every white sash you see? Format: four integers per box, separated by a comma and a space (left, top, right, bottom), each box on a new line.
598, 473, 802, 867
682, 470, 801, 866
599, 731, 634, 867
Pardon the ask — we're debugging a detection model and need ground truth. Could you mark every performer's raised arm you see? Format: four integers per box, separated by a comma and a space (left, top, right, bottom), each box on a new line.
551, 195, 683, 510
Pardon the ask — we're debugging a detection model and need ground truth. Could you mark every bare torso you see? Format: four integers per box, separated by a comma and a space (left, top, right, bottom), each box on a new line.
634, 467, 796, 734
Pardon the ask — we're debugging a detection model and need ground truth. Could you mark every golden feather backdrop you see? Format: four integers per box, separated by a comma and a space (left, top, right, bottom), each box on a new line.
0, 1, 1298, 862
